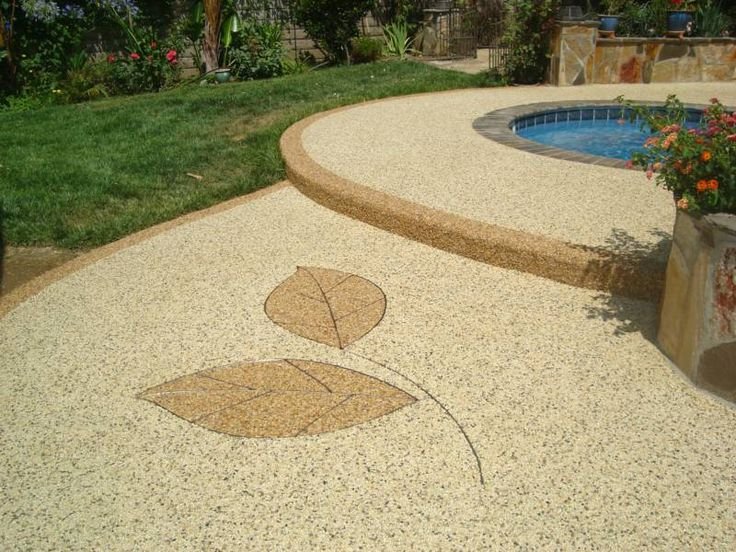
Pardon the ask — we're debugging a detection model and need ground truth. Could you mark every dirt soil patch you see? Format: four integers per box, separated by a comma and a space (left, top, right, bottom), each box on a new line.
1, 246, 79, 295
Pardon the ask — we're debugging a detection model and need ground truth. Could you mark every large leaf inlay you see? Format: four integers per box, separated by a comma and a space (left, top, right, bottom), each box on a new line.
139, 359, 415, 437
265, 266, 386, 348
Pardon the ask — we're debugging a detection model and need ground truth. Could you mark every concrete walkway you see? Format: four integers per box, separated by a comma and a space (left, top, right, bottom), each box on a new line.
2, 83, 736, 550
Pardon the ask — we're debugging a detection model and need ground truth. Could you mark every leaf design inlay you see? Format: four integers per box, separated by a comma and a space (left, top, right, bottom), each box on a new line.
264, 266, 386, 348
139, 359, 416, 437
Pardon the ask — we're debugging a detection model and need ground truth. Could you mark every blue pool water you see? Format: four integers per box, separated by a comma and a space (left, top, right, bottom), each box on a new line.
516, 118, 649, 160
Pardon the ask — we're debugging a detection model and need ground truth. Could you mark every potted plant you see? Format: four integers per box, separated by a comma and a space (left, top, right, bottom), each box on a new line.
666, 0, 695, 37
618, 95, 736, 401
598, 0, 627, 37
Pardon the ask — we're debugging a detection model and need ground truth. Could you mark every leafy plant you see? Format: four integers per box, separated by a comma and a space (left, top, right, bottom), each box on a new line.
60, 54, 110, 102
503, 0, 559, 84
371, 0, 422, 27
619, 95, 736, 215
282, 54, 312, 75
382, 18, 413, 60
695, 0, 731, 37
292, 0, 373, 64
599, 0, 627, 14
229, 21, 284, 80
350, 36, 383, 64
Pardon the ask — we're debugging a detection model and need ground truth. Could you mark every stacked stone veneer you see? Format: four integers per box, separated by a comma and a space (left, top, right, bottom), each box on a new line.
658, 212, 736, 402
549, 21, 736, 86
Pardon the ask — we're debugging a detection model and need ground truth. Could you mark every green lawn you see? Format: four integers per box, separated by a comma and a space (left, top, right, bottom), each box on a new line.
0, 61, 492, 250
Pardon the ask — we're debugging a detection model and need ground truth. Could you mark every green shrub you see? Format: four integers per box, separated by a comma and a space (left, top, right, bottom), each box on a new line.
503, 0, 559, 84
60, 55, 111, 103
350, 36, 383, 64
292, 0, 374, 63
229, 22, 285, 81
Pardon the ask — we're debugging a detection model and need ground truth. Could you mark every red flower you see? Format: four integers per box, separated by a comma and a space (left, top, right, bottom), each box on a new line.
107, 53, 116, 63
166, 49, 177, 64
708, 179, 719, 191
696, 180, 708, 192
130, 52, 140, 60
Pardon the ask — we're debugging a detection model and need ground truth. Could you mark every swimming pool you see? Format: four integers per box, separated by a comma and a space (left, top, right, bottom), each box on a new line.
515, 115, 647, 160
513, 105, 702, 161
473, 102, 703, 168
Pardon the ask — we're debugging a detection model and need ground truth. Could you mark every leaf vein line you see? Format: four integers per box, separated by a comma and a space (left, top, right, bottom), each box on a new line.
296, 395, 355, 436
302, 267, 342, 349
334, 298, 385, 322
284, 359, 333, 393
199, 373, 257, 390
192, 391, 273, 424
321, 274, 355, 294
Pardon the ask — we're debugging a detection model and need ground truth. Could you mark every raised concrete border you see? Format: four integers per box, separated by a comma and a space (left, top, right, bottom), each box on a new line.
280, 105, 665, 301
0, 182, 291, 319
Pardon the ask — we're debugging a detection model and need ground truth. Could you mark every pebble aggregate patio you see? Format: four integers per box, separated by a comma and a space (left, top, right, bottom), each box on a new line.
1, 82, 736, 550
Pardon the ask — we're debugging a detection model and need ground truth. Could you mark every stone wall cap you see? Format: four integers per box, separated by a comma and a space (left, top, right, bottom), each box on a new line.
556, 20, 601, 28
598, 37, 736, 45
705, 213, 736, 236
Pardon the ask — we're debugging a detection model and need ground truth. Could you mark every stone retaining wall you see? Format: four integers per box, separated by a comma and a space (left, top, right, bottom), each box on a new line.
549, 21, 736, 86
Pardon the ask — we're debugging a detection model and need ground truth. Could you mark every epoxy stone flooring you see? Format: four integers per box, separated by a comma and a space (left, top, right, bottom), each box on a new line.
2, 83, 736, 550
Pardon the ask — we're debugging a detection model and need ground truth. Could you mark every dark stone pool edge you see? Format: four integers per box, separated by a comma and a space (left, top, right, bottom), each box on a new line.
472, 100, 712, 170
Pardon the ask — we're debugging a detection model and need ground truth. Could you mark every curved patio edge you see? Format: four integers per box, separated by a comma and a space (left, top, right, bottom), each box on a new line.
280, 106, 665, 302
0, 182, 292, 319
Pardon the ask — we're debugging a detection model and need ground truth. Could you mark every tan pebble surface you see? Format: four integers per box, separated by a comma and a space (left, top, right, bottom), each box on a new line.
2, 183, 736, 550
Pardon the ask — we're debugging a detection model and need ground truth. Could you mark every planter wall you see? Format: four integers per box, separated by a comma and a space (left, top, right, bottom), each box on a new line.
658, 211, 736, 402
549, 20, 736, 86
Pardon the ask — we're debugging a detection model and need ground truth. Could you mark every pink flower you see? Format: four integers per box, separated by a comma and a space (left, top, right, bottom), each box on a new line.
130, 52, 140, 60
646, 169, 654, 180
644, 136, 659, 148
166, 49, 177, 64
661, 124, 681, 133
727, 134, 736, 142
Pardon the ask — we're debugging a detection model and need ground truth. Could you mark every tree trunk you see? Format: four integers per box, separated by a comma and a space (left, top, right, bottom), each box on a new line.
203, 0, 223, 72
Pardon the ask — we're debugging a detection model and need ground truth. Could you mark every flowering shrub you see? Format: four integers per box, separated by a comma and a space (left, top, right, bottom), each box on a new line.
106, 34, 180, 94
619, 95, 736, 215
669, 0, 695, 9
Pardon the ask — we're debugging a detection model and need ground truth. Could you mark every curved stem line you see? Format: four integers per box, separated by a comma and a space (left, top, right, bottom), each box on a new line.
346, 351, 484, 487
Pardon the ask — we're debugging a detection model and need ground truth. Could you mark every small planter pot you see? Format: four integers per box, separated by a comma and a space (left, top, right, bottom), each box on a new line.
598, 14, 621, 38
214, 68, 232, 83
666, 10, 693, 37
658, 209, 736, 402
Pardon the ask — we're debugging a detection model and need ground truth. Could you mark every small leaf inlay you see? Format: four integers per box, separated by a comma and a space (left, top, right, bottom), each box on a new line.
264, 267, 386, 348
